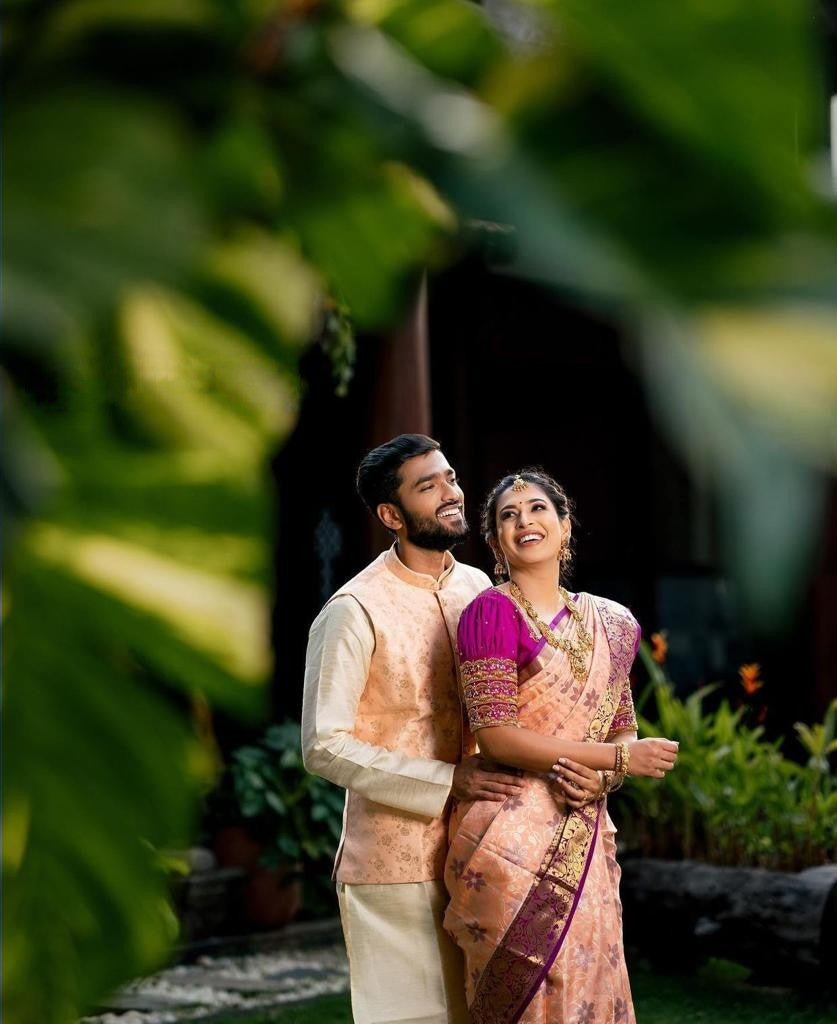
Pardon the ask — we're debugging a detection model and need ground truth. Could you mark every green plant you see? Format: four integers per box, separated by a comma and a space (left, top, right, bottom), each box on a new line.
225, 721, 344, 877
619, 642, 837, 870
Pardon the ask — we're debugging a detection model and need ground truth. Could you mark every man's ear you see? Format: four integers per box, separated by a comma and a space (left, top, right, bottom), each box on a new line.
377, 503, 402, 532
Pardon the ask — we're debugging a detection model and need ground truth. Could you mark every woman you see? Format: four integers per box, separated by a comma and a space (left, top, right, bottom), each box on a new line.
444, 470, 678, 1024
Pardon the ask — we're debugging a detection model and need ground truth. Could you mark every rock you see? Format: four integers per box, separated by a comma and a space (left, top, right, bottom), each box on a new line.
621, 858, 837, 989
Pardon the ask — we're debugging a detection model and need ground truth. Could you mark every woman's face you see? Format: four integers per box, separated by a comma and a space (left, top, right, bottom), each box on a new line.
493, 483, 569, 575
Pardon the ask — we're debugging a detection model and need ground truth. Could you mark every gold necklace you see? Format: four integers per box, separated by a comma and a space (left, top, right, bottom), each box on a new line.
508, 581, 593, 681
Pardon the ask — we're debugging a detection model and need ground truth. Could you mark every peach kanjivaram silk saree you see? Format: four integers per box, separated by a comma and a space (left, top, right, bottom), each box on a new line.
444, 588, 639, 1024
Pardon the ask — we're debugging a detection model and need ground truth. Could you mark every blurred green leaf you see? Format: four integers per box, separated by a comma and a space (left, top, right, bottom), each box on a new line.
3, 91, 207, 332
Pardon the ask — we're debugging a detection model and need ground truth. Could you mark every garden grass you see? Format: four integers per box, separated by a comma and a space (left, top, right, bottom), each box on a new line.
204, 959, 835, 1024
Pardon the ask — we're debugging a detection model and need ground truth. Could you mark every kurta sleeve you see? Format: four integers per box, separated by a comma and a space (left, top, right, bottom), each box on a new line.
301, 595, 455, 819
456, 591, 520, 732
600, 604, 640, 738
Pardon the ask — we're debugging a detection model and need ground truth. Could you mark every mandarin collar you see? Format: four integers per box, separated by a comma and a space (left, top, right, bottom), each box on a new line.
384, 544, 456, 591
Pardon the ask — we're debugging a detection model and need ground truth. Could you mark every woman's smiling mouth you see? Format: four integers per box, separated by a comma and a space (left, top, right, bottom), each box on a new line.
516, 532, 543, 546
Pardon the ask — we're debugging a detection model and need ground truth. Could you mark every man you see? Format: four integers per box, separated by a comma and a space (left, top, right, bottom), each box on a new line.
302, 434, 523, 1024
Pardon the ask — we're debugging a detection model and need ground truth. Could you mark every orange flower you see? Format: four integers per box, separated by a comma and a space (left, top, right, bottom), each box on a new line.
650, 631, 668, 664
739, 663, 764, 695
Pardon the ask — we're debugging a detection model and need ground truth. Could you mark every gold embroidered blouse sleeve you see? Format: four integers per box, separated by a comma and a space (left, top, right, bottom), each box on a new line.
301, 596, 455, 819
460, 656, 520, 731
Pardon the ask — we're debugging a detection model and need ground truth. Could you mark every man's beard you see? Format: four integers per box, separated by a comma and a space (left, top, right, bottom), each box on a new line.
399, 505, 470, 552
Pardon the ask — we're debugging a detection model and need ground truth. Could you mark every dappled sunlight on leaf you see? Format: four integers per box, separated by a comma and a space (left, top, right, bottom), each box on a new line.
206, 233, 322, 347
695, 305, 837, 470
0, 791, 31, 872
29, 525, 271, 684
120, 288, 300, 460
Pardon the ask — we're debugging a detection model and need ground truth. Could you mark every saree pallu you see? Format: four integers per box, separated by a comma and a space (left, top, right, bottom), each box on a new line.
444, 590, 638, 1024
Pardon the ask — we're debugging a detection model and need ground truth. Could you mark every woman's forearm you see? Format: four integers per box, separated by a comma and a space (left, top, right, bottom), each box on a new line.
608, 728, 638, 744
477, 725, 617, 773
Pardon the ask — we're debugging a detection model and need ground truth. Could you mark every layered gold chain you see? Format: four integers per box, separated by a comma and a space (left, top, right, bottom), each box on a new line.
508, 582, 593, 681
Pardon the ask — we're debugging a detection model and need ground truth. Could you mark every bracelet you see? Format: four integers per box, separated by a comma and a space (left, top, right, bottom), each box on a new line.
599, 768, 626, 796
607, 770, 625, 794
614, 741, 631, 777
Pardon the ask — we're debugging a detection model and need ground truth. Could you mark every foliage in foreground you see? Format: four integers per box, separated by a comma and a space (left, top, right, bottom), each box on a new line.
618, 643, 837, 869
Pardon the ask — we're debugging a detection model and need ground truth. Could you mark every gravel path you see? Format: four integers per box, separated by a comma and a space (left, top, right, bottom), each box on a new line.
82, 924, 349, 1024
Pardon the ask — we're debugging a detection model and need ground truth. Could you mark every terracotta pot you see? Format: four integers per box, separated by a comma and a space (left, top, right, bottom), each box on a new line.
213, 824, 263, 871
243, 864, 302, 929
212, 825, 302, 930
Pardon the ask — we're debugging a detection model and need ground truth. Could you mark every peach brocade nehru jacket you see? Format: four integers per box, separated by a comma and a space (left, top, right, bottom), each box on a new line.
327, 547, 489, 884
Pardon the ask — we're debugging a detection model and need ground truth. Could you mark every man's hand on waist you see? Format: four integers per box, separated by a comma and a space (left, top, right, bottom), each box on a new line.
451, 755, 525, 803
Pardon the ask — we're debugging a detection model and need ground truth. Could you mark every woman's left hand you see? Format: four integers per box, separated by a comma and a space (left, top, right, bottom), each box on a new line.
550, 758, 603, 807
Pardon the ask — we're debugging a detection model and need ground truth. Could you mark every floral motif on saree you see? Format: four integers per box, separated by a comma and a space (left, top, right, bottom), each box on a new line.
446, 589, 640, 1024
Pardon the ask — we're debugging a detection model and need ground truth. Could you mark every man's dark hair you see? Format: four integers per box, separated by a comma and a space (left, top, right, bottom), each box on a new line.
356, 434, 441, 516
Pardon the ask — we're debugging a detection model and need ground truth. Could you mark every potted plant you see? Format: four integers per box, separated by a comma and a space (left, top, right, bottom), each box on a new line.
211, 720, 345, 928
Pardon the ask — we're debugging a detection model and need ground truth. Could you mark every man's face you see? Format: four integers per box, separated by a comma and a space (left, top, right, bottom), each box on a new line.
391, 450, 469, 551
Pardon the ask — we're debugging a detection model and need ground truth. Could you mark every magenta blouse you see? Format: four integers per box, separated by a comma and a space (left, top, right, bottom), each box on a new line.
457, 587, 574, 671
456, 588, 641, 734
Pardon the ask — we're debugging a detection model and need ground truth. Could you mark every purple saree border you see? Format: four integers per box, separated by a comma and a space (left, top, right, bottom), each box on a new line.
469, 799, 602, 1024
510, 802, 602, 1024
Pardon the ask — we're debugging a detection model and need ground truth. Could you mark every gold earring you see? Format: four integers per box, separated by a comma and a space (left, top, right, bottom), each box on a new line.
493, 560, 506, 582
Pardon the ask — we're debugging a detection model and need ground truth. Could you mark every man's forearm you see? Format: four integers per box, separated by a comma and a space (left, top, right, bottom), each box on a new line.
302, 727, 455, 819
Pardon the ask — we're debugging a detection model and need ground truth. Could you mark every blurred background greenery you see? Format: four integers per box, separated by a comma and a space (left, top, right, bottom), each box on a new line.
3, 2, 837, 1022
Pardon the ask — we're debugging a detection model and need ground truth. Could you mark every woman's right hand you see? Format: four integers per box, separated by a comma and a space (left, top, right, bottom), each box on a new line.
626, 738, 678, 778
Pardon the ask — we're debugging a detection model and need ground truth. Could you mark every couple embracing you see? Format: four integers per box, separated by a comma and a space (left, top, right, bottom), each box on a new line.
302, 434, 678, 1024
